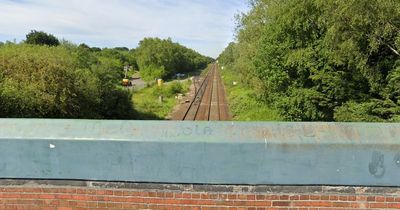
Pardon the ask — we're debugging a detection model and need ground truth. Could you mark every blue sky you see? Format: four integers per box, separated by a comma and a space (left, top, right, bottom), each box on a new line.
0, 0, 249, 57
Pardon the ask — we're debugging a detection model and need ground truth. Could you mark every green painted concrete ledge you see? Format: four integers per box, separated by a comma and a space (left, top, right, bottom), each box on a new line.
0, 119, 399, 186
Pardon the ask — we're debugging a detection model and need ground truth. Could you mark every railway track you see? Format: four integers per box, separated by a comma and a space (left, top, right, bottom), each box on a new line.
180, 63, 230, 121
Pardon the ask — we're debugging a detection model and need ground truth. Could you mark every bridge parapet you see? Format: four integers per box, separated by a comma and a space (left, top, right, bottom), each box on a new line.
0, 119, 399, 186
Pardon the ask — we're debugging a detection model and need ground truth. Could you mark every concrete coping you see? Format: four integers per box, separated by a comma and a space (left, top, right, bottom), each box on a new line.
0, 119, 399, 144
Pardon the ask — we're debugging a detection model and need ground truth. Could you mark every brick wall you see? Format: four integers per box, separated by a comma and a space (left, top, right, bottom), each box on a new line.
0, 180, 399, 210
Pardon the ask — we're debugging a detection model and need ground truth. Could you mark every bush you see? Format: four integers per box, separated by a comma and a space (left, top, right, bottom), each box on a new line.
0, 44, 98, 118
0, 44, 136, 119
151, 81, 185, 98
165, 81, 184, 96
334, 100, 400, 122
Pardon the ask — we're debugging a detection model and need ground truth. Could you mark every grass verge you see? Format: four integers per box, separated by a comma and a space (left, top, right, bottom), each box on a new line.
219, 66, 283, 121
132, 80, 191, 120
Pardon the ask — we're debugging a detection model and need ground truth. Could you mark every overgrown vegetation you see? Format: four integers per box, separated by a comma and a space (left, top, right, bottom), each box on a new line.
133, 80, 191, 120
220, 66, 282, 121
0, 32, 210, 119
0, 43, 136, 119
219, 0, 400, 122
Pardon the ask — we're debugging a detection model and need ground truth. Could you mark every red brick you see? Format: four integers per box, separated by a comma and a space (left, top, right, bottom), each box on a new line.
1, 194, 22, 199
58, 188, 76, 194
148, 191, 157, 197
272, 201, 290, 206
42, 188, 59, 193
329, 195, 338, 201
256, 195, 265, 200
348, 195, 356, 201
182, 193, 191, 199
386, 197, 395, 202
253, 201, 272, 207
23, 188, 42, 193
97, 202, 107, 208
356, 196, 367, 201
280, 195, 289, 200
1, 186, 400, 210
388, 203, 400, 208
164, 199, 182, 205
76, 189, 86, 194
350, 202, 361, 208
219, 194, 229, 200
332, 202, 351, 207
247, 195, 256, 200
293, 201, 332, 207
376, 196, 385, 202
191, 193, 200, 199
72, 195, 92, 201
299, 195, 309, 200
369, 202, 387, 208
320, 195, 329, 200
366, 196, 375, 201
201, 193, 210, 199
113, 190, 124, 196
265, 195, 280, 200
228, 194, 237, 200
165, 192, 174, 198
39, 194, 56, 199
238, 194, 247, 200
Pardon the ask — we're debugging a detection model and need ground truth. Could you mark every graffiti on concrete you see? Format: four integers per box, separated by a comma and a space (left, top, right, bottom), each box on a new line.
369, 151, 385, 178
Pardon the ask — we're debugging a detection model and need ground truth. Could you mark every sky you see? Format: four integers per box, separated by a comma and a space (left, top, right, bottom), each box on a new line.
0, 0, 249, 57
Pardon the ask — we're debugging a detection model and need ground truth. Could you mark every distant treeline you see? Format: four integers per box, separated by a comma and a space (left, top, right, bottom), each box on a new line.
0, 31, 212, 119
219, 0, 400, 122
136, 38, 214, 81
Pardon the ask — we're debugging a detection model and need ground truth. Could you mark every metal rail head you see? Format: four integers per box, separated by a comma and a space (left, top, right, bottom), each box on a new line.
182, 64, 216, 120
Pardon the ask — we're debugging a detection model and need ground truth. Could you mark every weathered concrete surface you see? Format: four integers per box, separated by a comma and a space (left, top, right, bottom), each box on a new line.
0, 119, 399, 186
1, 179, 400, 195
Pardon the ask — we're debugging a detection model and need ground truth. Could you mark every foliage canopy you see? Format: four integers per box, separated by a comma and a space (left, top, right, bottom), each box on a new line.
219, 0, 400, 122
135, 38, 213, 81
25, 30, 60, 46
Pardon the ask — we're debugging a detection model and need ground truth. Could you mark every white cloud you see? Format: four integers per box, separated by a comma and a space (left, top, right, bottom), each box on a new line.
0, 0, 248, 57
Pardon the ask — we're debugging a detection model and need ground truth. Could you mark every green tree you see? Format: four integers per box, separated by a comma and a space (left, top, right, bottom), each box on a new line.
219, 0, 400, 122
25, 30, 60, 46
135, 38, 212, 81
